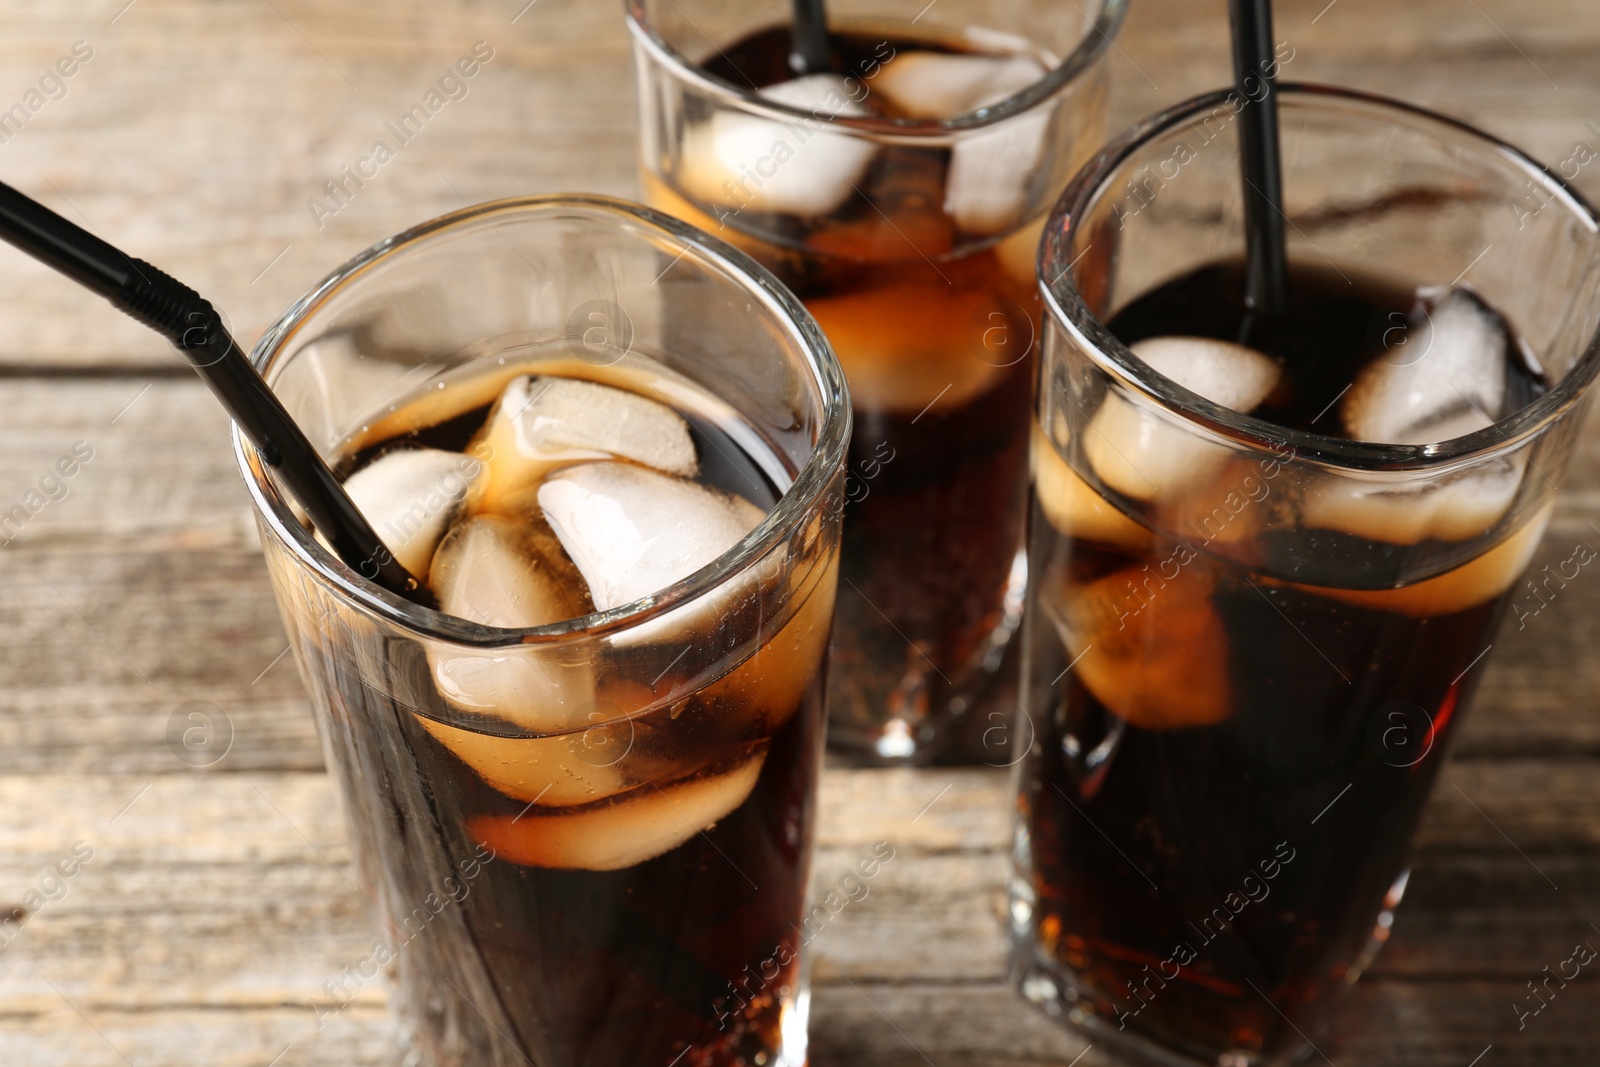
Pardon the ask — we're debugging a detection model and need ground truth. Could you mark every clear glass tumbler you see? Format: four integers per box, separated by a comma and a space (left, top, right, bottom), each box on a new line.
235, 196, 849, 1067
627, 0, 1126, 761
1011, 87, 1600, 1064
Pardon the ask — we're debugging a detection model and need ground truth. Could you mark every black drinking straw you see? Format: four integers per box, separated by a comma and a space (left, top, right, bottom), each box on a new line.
0, 180, 425, 599
789, 0, 832, 75
1228, 0, 1289, 321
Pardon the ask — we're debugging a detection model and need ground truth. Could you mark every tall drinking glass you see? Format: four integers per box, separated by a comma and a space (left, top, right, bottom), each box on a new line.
628, 0, 1126, 761
235, 196, 849, 1067
1011, 87, 1600, 1064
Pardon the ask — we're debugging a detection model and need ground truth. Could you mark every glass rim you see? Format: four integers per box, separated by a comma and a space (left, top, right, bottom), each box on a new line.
622, 0, 1127, 134
234, 193, 851, 649
1040, 82, 1600, 474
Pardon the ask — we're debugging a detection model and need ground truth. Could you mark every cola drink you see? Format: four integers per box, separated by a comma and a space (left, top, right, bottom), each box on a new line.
637, 20, 1111, 758
1015, 260, 1550, 1060
310, 364, 835, 1067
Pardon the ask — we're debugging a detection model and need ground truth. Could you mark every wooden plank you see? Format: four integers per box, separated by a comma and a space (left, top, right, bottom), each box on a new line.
0, 763, 1593, 1062
0, 380, 318, 773
1, 0, 1598, 1063
809, 977, 1600, 1067
2, 978, 1594, 1067
0, 1008, 400, 1067
0, 0, 640, 370
1416, 761, 1600, 852
1, 770, 1596, 979
3, 379, 1600, 774
0, 0, 1590, 367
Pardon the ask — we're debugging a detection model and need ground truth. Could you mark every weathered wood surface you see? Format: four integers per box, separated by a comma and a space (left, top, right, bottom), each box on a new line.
0, 0, 1591, 370
2, 0, 1599, 1065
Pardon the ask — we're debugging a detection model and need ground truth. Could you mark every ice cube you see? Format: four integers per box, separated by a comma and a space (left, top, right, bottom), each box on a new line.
538, 462, 764, 612
426, 515, 598, 732
1031, 418, 1153, 549
1299, 448, 1525, 546
1050, 562, 1233, 729
947, 112, 1051, 234
469, 376, 697, 516
1085, 336, 1281, 502
996, 212, 1048, 285
1133, 336, 1282, 411
1166, 457, 1273, 548
695, 549, 838, 733
1313, 289, 1531, 544
874, 51, 1050, 234
1311, 502, 1551, 617
804, 280, 1007, 415
1343, 287, 1509, 445
466, 747, 768, 870
431, 514, 592, 625
677, 74, 876, 218
343, 448, 479, 577
415, 712, 635, 806
875, 51, 1049, 119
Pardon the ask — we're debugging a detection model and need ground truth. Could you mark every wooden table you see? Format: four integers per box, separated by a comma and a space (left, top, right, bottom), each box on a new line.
0, 1, 1597, 1064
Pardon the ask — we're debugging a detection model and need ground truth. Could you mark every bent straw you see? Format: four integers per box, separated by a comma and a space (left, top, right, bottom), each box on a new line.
790, 0, 832, 75
1228, 0, 1289, 320
0, 179, 426, 600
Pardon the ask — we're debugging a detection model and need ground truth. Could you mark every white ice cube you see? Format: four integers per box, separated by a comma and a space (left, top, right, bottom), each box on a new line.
1085, 336, 1281, 502
1316, 289, 1528, 544
946, 112, 1051, 234
1134, 336, 1282, 411
343, 448, 478, 577
470, 375, 697, 515
426, 515, 597, 732
875, 51, 1049, 119
874, 51, 1050, 234
1049, 563, 1233, 729
538, 462, 764, 611
467, 747, 768, 870
690, 548, 837, 732
1344, 287, 1509, 445
1032, 419, 1152, 548
1314, 502, 1551, 617
677, 74, 875, 218
803, 280, 1007, 415
414, 712, 635, 807
1300, 444, 1525, 546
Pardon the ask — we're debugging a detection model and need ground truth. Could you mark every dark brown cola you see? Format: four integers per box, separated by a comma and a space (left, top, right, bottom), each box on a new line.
314, 366, 833, 1067
1015, 261, 1548, 1060
644, 24, 1062, 757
